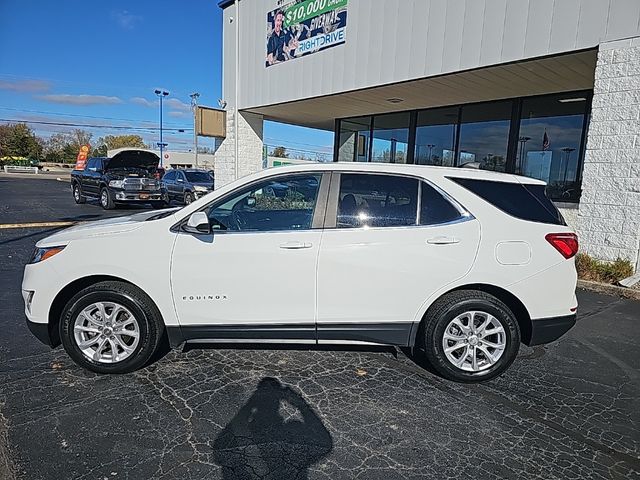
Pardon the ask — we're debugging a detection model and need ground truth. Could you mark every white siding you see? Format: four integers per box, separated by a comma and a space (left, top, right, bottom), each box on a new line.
222, 0, 640, 109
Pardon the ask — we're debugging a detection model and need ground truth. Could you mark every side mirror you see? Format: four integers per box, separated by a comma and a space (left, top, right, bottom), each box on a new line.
183, 212, 211, 234
246, 196, 256, 207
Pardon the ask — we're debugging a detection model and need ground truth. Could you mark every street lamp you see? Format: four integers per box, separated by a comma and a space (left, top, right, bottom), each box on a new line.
154, 89, 169, 166
518, 136, 531, 174
190, 92, 200, 167
427, 144, 435, 164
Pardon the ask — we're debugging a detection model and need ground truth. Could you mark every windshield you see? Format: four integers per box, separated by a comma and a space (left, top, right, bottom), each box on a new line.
185, 171, 212, 183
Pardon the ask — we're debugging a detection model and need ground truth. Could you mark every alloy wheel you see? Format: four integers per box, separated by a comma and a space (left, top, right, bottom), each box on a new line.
442, 311, 506, 372
73, 301, 140, 363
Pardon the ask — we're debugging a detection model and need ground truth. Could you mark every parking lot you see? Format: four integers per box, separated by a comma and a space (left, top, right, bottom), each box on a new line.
0, 175, 638, 480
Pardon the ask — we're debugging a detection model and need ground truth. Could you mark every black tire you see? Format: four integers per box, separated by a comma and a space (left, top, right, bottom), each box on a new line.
184, 192, 194, 205
421, 290, 520, 383
72, 182, 86, 204
100, 187, 115, 210
59, 281, 164, 374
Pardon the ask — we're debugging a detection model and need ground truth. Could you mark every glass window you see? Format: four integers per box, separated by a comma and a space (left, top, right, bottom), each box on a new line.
184, 171, 212, 183
420, 182, 463, 225
338, 117, 371, 162
449, 177, 565, 226
415, 107, 458, 166
457, 101, 513, 172
163, 170, 176, 181
517, 93, 588, 202
337, 174, 418, 228
206, 174, 321, 232
371, 112, 410, 164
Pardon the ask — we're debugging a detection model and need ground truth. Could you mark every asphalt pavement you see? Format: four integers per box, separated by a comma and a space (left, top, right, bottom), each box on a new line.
0, 176, 638, 479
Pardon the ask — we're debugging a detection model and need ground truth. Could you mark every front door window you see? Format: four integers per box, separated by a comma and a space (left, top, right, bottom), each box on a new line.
206, 174, 322, 232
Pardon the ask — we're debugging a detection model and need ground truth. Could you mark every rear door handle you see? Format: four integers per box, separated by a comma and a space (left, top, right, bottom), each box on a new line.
279, 241, 313, 249
427, 236, 460, 245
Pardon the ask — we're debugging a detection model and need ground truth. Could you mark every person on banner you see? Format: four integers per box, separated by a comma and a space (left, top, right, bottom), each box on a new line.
266, 10, 298, 65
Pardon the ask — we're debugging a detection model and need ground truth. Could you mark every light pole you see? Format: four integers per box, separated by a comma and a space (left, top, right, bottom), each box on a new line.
154, 89, 169, 166
561, 147, 576, 186
518, 136, 531, 174
190, 92, 200, 167
427, 144, 435, 164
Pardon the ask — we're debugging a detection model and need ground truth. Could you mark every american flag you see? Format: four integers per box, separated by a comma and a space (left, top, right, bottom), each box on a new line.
542, 130, 550, 151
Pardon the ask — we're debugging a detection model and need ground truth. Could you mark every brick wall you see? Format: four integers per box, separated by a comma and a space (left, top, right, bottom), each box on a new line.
214, 109, 264, 189
577, 37, 640, 270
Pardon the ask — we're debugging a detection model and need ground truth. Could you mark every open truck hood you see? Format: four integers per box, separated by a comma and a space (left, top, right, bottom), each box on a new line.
105, 150, 160, 171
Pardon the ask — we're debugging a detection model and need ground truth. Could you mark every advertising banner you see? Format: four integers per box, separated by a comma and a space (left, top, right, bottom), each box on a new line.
74, 144, 90, 170
266, 0, 347, 67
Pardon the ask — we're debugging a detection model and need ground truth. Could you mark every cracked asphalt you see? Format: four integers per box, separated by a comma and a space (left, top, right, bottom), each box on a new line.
0, 176, 638, 479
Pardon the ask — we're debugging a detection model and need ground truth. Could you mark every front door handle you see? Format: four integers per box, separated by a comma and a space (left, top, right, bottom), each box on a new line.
427, 236, 460, 245
279, 241, 313, 249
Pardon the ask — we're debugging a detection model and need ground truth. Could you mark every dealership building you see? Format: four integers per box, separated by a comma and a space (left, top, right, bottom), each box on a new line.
215, 0, 640, 270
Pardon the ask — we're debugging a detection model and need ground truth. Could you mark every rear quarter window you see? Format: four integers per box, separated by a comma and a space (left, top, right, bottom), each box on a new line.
448, 177, 565, 226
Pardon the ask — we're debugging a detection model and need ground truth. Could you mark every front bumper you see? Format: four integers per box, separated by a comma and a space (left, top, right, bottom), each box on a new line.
193, 190, 212, 199
26, 316, 54, 347
113, 190, 164, 202
527, 314, 577, 346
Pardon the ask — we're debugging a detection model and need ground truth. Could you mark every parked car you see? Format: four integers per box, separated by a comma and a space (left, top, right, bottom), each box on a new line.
70, 150, 168, 210
162, 168, 214, 205
23, 163, 578, 382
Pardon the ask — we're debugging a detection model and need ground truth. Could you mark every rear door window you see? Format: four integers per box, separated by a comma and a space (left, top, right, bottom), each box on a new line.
420, 182, 465, 225
448, 177, 565, 225
337, 174, 418, 228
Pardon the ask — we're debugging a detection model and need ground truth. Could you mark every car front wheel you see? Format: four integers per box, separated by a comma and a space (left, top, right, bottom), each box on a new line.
59, 281, 164, 373
184, 192, 194, 205
421, 290, 520, 383
100, 187, 115, 210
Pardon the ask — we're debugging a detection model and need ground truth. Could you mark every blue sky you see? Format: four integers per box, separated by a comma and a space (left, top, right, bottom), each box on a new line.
0, 0, 332, 157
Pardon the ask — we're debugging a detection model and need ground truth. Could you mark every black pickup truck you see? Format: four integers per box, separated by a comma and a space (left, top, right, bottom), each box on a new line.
70, 150, 168, 210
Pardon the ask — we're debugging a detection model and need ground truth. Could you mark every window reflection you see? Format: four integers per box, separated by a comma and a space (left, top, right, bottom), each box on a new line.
458, 101, 512, 172
338, 117, 371, 162
335, 90, 591, 203
518, 94, 587, 202
415, 107, 458, 166
371, 113, 410, 164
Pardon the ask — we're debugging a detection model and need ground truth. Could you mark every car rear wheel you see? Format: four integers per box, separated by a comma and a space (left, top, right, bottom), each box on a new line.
184, 192, 194, 205
72, 183, 86, 204
421, 290, 520, 383
59, 281, 164, 374
100, 187, 115, 210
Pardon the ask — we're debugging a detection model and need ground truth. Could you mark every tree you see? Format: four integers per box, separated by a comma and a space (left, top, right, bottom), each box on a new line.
99, 134, 146, 151
271, 146, 289, 158
0, 123, 43, 160
42, 130, 92, 164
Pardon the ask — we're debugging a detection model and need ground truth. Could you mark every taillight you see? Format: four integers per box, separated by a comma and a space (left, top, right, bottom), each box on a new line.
545, 233, 579, 259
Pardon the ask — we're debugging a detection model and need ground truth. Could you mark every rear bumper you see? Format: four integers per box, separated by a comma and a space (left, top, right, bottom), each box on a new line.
527, 314, 576, 346
26, 317, 54, 347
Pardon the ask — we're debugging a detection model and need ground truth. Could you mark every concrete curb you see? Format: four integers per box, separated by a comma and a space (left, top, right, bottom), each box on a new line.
577, 279, 640, 300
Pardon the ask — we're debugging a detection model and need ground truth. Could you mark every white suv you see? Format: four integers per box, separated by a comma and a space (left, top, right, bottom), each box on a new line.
22, 163, 578, 382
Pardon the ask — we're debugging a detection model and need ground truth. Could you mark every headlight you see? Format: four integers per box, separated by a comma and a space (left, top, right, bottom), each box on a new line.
29, 246, 66, 264
193, 185, 208, 192
109, 180, 125, 188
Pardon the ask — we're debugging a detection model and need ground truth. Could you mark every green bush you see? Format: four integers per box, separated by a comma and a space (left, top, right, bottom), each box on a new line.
575, 253, 634, 284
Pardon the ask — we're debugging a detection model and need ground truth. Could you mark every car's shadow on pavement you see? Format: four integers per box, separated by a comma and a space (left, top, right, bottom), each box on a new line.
212, 377, 333, 479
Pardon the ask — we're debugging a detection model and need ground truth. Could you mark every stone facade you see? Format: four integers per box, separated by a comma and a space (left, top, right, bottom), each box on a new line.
576, 37, 640, 270
214, 109, 264, 189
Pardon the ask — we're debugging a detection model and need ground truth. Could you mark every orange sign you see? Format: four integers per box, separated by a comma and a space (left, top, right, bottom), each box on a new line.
74, 144, 90, 170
